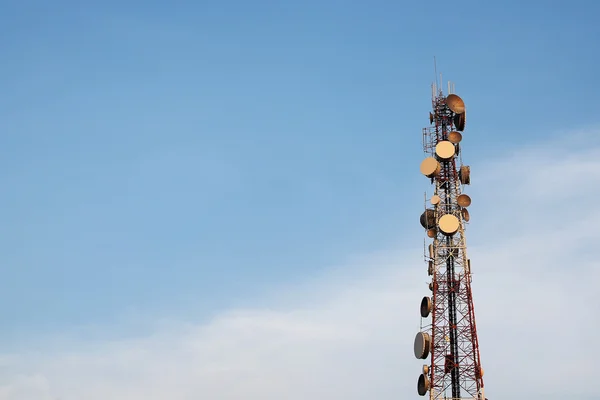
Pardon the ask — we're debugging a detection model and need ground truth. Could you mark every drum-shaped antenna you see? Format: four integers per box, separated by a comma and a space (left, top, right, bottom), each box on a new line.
414, 332, 431, 359
439, 214, 460, 236
420, 157, 441, 178
420, 296, 432, 318
462, 208, 470, 222
417, 374, 430, 396
435, 141, 456, 161
445, 94, 465, 114
459, 165, 471, 185
420, 209, 436, 230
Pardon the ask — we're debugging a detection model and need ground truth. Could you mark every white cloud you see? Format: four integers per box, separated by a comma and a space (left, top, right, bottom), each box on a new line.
1, 129, 598, 400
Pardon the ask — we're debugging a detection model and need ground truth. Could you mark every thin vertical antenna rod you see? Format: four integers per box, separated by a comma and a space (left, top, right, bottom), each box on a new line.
434, 56, 438, 92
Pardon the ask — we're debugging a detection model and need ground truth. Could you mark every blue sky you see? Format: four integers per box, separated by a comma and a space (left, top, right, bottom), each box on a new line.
0, 0, 599, 384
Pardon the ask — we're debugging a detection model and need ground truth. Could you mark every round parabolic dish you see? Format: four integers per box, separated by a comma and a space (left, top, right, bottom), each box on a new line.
435, 141, 456, 161
448, 131, 462, 144
417, 374, 430, 396
414, 332, 431, 359
457, 194, 472, 208
430, 195, 441, 205
439, 214, 460, 236
445, 94, 465, 114
426, 229, 436, 238
420, 157, 440, 178
420, 296, 432, 318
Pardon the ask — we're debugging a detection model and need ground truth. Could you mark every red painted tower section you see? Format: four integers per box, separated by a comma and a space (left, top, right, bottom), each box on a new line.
414, 81, 487, 400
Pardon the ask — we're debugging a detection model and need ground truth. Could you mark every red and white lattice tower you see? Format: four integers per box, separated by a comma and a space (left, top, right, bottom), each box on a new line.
413, 80, 487, 400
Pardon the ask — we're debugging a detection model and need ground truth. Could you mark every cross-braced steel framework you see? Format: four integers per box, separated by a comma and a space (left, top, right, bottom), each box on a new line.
414, 82, 486, 400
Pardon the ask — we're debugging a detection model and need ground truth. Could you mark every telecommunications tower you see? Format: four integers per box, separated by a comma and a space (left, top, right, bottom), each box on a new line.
413, 78, 487, 400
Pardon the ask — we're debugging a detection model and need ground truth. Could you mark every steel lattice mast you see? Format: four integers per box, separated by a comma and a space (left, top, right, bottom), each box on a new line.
413, 80, 487, 400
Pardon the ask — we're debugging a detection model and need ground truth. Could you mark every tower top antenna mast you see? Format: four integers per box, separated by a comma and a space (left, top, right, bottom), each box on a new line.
432, 58, 453, 99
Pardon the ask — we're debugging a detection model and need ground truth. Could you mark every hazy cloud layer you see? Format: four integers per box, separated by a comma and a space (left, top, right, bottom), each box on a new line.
1, 131, 598, 400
